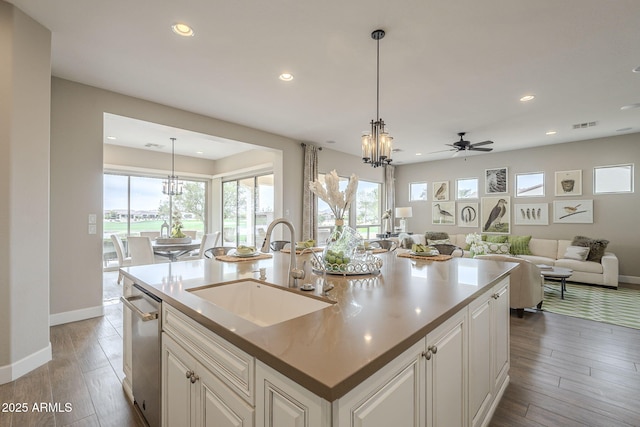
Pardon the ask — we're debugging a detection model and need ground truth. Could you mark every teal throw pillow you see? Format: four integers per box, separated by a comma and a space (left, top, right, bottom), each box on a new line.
507, 235, 532, 255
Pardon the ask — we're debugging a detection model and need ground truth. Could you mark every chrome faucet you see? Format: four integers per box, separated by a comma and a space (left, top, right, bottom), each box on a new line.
260, 218, 305, 287
299, 247, 334, 295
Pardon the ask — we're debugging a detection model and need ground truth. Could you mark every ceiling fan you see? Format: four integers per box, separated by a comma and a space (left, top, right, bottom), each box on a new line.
447, 132, 494, 153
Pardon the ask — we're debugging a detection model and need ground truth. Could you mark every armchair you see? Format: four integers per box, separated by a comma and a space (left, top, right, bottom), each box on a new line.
476, 254, 544, 317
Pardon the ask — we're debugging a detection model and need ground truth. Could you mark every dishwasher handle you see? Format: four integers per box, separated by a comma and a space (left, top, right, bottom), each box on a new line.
120, 295, 159, 321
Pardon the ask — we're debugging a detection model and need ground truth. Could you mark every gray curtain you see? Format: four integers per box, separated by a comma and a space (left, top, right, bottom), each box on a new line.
384, 165, 395, 233
302, 144, 319, 240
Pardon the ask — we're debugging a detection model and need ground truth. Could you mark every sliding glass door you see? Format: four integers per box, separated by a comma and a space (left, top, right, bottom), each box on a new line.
223, 174, 274, 247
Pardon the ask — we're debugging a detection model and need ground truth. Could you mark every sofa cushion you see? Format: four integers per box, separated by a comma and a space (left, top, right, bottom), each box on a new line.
507, 235, 533, 255
571, 236, 610, 263
428, 238, 451, 245
529, 238, 558, 259
517, 255, 556, 266
563, 245, 590, 261
555, 258, 604, 274
425, 232, 450, 241
485, 242, 511, 254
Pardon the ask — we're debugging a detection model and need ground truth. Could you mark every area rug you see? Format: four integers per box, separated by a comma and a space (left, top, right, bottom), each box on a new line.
542, 281, 640, 330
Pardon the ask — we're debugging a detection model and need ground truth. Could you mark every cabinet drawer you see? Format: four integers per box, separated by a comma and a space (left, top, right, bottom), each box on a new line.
162, 303, 255, 404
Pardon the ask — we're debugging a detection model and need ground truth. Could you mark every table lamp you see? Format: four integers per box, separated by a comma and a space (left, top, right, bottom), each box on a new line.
395, 207, 413, 233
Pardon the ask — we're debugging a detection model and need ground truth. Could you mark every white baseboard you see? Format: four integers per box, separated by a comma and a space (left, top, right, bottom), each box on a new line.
0, 343, 52, 385
619, 275, 640, 285
50, 305, 104, 326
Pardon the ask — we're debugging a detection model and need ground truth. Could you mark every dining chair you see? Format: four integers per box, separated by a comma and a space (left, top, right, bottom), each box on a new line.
111, 234, 132, 284
128, 236, 156, 266
179, 232, 218, 260
140, 231, 160, 239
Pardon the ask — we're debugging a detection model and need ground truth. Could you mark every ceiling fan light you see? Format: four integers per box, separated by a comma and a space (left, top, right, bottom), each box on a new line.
520, 94, 535, 102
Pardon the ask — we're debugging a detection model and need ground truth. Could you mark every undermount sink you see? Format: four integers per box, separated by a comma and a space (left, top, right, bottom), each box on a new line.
189, 280, 332, 327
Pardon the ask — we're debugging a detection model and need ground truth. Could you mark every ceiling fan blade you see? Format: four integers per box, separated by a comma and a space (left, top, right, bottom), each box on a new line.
469, 147, 493, 152
429, 148, 457, 154
470, 140, 493, 147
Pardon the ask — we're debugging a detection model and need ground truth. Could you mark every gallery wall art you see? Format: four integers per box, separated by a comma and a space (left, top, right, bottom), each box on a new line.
457, 202, 479, 227
514, 203, 548, 225
432, 181, 449, 201
553, 199, 593, 223
432, 201, 456, 225
481, 196, 510, 234
485, 167, 508, 194
555, 170, 582, 196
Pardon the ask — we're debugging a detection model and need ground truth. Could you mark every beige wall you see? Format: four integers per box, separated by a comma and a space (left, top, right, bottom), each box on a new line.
50, 77, 304, 319
104, 144, 217, 176
0, 2, 51, 382
395, 134, 640, 279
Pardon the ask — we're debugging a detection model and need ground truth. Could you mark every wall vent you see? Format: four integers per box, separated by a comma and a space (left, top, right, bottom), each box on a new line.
572, 121, 597, 129
144, 143, 163, 148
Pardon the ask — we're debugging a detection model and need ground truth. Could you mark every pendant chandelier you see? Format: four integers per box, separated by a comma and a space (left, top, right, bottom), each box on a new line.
162, 137, 183, 196
362, 29, 393, 168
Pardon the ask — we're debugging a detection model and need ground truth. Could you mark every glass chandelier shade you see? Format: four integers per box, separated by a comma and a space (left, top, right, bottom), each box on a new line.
162, 137, 183, 196
362, 29, 393, 168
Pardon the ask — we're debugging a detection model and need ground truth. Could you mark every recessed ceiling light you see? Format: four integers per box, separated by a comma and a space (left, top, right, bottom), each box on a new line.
616, 127, 633, 132
279, 73, 294, 81
545, 130, 557, 135
520, 95, 535, 102
171, 23, 194, 37
106, 136, 117, 140
325, 140, 336, 144
633, 66, 640, 73
620, 103, 640, 110
196, 151, 204, 155
415, 152, 422, 156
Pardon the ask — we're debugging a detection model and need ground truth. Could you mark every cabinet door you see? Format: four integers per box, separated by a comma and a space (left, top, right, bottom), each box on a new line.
198, 364, 254, 427
425, 309, 467, 427
468, 292, 493, 427
163, 334, 196, 427
492, 281, 510, 392
337, 340, 423, 427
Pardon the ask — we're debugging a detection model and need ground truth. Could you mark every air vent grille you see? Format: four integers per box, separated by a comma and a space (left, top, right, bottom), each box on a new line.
144, 143, 163, 148
572, 121, 597, 129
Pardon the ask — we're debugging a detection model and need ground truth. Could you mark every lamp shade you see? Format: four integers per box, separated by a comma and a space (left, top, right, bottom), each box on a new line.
395, 207, 413, 218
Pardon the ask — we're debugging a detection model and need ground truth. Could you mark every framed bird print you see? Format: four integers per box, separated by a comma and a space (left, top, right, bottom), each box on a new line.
514, 203, 548, 225
457, 202, 479, 227
485, 167, 508, 194
481, 196, 510, 234
432, 181, 449, 201
555, 170, 582, 196
432, 201, 456, 225
553, 199, 593, 223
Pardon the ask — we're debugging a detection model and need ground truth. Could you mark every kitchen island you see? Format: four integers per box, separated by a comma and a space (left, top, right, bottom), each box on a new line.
121, 251, 517, 427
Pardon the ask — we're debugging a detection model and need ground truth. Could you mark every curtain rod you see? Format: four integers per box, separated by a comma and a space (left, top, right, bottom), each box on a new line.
300, 142, 322, 150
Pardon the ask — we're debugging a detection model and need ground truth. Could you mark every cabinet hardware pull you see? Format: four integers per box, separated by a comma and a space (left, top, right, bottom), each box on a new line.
428, 345, 438, 354
190, 374, 199, 384
185, 370, 194, 379
422, 351, 432, 360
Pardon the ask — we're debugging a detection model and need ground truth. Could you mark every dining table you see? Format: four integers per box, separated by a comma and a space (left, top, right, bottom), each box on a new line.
152, 239, 201, 261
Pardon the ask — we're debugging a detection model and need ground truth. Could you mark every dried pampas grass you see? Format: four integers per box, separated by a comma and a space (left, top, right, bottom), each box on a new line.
309, 170, 358, 219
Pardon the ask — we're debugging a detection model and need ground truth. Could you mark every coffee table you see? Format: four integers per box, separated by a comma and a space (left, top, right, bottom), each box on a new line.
540, 266, 573, 299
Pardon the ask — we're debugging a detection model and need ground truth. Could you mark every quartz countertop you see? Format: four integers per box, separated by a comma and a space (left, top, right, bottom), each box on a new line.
122, 251, 517, 401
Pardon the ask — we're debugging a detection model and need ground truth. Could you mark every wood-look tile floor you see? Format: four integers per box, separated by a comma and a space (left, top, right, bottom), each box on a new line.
1, 274, 638, 426
0, 300, 145, 427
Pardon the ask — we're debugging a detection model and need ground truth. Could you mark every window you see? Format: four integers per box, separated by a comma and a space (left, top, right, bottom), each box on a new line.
515, 172, 545, 197
103, 173, 207, 265
594, 164, 634, 194
456, 178, 479, 199
409, 182, 428, 201
223, 174, 274, 247
315, 173, 382, 241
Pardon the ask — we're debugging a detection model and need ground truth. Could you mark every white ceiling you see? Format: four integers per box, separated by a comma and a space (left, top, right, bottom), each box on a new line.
10, 0, 640, 164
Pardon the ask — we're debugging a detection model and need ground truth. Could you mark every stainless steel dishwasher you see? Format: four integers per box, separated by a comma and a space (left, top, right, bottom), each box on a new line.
121, 284, 161, 427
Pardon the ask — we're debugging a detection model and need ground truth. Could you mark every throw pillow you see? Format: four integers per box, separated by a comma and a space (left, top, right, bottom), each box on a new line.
571, 236, 609, 262
485, 242, 511, 255
425, 231, 450, 241
485, 235, 508, 243
563, 245, 590, 261
428, 238, 451, 245
507, 235, 533, 255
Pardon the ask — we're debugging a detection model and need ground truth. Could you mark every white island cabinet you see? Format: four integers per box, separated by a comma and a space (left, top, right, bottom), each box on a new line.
121, 257, 513, 427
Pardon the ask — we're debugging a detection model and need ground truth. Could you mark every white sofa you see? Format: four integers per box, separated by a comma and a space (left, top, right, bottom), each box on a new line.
401, 233, 619, 288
